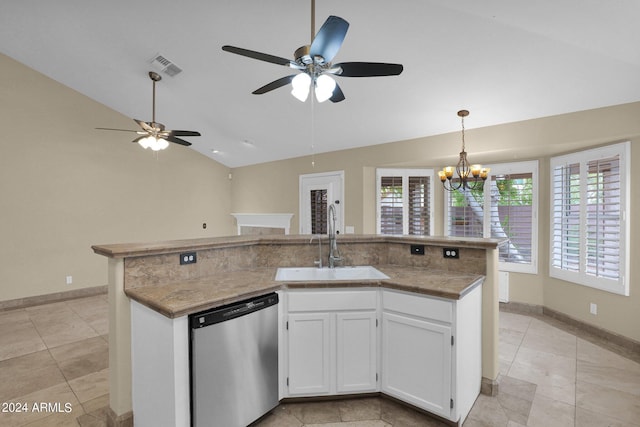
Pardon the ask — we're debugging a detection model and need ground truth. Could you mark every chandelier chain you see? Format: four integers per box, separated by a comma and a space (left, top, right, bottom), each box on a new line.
460, 114, 465, 152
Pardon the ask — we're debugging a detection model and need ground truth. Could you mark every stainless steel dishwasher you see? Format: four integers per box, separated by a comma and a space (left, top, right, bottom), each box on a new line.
189, 292, 279, 427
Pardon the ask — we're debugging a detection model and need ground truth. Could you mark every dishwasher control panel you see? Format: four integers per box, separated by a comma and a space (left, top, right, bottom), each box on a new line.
189, 293, 279, 329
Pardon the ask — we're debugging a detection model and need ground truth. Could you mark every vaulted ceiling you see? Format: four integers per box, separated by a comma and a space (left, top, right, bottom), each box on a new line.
2, 1, 639, 167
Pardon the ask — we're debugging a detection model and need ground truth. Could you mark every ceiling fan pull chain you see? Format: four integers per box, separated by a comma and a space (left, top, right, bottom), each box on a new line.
311, 0, 315, 43
151, 76, 157, 124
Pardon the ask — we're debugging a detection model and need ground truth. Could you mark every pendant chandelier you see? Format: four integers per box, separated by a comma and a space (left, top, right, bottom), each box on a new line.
438, 110, 489, 191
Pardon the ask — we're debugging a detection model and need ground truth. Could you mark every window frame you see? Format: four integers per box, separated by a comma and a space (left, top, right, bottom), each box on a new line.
376, 168, 434, 236
549, 142, 630, 296
444, 160, 539, 274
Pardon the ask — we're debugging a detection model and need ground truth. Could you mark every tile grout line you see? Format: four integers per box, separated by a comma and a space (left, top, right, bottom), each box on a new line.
510, 315, 533, 426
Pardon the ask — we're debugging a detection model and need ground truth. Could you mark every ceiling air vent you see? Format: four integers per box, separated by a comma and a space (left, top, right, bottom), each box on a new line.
149, 53, 182, 77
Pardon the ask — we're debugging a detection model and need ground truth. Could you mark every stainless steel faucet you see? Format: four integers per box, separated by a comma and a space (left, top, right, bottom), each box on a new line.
328, 203, 342, 268
310, 235, 323, 268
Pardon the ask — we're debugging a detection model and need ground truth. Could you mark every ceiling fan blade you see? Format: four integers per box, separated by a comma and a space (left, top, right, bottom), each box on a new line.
169, 130, 201, 137
333, 62, 404, 77
165, 135, 192, 147
134, 119, 154, 132
252, 75, 296, 95
222, 45, 294, 67
310, 16, 349, 63
95, 127, 139, 133
329, 83, 345, 103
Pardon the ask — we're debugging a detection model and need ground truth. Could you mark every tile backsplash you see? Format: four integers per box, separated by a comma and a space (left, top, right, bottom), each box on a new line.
124, 239, 487, 289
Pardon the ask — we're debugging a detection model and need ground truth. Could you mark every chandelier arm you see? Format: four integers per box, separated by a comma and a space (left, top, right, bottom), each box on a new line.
442, 178, 463, 192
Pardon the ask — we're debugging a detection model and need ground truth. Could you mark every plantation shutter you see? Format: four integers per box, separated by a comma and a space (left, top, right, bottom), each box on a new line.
408, 176, 431, 235
550, 142, 628, 295
377, 170, 433, 235
379, 176, 403, 234
585, 156, 621, 280
551, 163, 581, 272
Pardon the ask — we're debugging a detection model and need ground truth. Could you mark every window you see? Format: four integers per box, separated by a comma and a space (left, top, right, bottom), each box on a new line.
445, 161, 538, 273
376, 169, 434, 235
550, 142, 630, 295
446, 181, 484, 238
310, 189, 328, 234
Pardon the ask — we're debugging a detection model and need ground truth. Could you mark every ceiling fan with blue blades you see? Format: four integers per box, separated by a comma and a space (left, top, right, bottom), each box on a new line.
222, 1, 403, 103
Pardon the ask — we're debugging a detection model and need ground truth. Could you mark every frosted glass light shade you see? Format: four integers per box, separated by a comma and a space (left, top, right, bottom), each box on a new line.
291, 73, 311, 102
138, 136, 169, 151
315, 74, 336, 103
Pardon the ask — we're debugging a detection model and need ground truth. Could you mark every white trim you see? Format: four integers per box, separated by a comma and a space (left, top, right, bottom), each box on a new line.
231, 213, 294, 235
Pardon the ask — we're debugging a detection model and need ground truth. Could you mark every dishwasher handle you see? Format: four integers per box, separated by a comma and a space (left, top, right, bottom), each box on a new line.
190, 292, 278, 329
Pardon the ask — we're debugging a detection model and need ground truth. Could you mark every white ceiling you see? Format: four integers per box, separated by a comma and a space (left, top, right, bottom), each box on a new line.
2, 0, 639, 167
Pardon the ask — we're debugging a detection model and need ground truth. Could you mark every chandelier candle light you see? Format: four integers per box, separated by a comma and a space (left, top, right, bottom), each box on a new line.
438, 110, 490, 191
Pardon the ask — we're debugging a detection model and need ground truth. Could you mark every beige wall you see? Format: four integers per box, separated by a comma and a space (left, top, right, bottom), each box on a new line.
231, 102, 640, 342
1, 54, 234, 302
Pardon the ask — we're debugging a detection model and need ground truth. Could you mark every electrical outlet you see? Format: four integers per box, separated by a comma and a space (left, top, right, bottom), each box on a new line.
180, 252, 197, 265
410, 244, 425, 255
590, 303, 598, 315
443, 248, 460, 259
66, 276, 73, 285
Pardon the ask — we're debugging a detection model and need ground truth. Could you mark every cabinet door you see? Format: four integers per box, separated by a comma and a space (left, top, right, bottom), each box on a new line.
381, 312, 452, 418
287, 312, 332, 396
336, 311, 378, 393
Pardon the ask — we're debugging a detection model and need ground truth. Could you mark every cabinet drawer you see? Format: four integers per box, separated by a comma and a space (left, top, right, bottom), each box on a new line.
288, 290, 377, 312
382, 290, 452, 323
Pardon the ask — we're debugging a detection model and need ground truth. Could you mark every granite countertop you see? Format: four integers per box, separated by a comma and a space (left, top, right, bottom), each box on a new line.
125, 265, 484, 318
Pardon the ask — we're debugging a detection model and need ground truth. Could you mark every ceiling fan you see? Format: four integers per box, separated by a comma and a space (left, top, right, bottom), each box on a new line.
97, 71, 201, 151
221, 0, 403, 103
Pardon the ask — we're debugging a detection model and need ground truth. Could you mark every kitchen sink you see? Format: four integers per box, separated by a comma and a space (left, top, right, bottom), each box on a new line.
275, 266, 389, 282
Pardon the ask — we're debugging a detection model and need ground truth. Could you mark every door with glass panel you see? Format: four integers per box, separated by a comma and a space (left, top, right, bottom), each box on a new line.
299, 171, 344, 235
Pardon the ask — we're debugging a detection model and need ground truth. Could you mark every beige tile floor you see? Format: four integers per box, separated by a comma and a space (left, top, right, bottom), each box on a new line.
1, 295, 639, 426
0, 295, 109, 426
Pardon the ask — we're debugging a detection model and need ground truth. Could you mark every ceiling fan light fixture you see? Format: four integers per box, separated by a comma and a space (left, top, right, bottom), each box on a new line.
314, 74, 336, 103
138, 135, 169, 151
291, 73, 311, 102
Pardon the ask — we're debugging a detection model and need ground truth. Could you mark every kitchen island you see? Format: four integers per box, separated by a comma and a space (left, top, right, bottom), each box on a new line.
92, 234, 503, 427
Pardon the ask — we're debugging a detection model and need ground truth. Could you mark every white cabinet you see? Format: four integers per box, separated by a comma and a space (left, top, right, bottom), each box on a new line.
283, 283, 482, 425
336, 312, 378, 393
381, 284, 483, 424
381, 312, 452, 417
287, 312, 332, 395
285, 289, 379, 397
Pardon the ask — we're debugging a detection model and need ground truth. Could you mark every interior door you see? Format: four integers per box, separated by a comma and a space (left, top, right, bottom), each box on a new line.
299, 171, 344, 234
